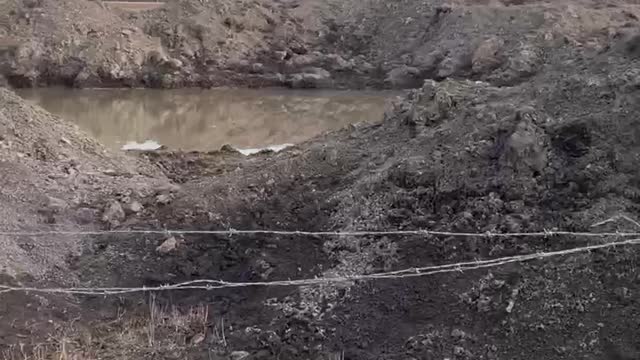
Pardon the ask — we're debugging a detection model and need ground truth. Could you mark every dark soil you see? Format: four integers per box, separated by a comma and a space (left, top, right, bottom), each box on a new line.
3, 0, 640, 359
5, 44, 640, 358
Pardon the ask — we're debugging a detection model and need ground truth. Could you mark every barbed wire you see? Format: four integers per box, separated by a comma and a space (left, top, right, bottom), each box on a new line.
2, 237, 639, 296
0, 214, 635, 238
0, 228, 639, 238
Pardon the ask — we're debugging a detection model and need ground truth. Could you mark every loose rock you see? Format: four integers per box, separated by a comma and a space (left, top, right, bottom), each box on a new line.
286, 68, 331, 88
384, 66, 422, 89
472, 37, 504, 74
124, 200, 143, 215
102, 200, 125, 226
230, 351, 250, 360
46, 196, 68, 213
155, 194, 172, 205
156, 236, 178, 254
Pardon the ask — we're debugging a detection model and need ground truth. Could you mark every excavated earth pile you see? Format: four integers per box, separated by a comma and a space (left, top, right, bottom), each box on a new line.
3, 32, 640, 359
0, 0, 163, 87
2, 0, 640, 359
2, 0, 640, 89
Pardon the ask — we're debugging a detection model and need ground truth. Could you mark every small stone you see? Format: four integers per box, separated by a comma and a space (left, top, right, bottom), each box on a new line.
451, 329, 466, 339
615, 286, 630, 299
181, 45, 195, 58
472, 37, 504, 74
125, 200, 143, 214
102, 200, 125, 225
166, 58, 183, 70
102, 169, 118, 176
384, 66, 422, 88
274, 50, 287, 61
230, 351, 250, 360
252, 350, 271, 359
554, 346, 567, 355
286, 68, 331, 88
147, 50, 168, 64
75, 207, 97, 225
47, 196, 68, 212
251, 63, 264, 73
155, 183, 181, 193
327, 53, 353, 71
156, 194, 172, 205
436, 56, 462, 79
191, 333, 205, 345
288, 54, 317, 68
156, 236, 177, 254
220, 144, 239, 153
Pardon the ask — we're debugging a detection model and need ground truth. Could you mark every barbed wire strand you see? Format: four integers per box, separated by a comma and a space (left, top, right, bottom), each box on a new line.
0, 228, 639, 238
2, 237, 639, 296
0, 214, 634, 238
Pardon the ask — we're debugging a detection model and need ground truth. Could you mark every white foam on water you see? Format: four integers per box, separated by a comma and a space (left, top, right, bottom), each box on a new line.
236, 143, 293, 156
121, 140, 163, 151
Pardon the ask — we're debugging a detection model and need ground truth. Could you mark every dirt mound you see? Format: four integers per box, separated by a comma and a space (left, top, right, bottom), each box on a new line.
126, 0, 640, 89
128, 0, 348, 88
325, 0, 640, 87
313, 60, 640, 358
134, 0, 297, 64
4, 43, 637, 358
153, 52, 640, 359
4, 0, 640, 358
3, 0, 640, 89
0, 0, 352, 88
169, 54, 640, 360
0, 87, 181, 352
0, 88, 167, 279
0, 0, 165, 87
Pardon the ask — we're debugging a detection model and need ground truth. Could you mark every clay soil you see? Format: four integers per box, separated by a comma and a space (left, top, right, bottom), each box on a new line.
3, 0, 640, 359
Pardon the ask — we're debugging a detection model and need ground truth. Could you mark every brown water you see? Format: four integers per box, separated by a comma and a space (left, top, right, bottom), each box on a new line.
17, 88, 394, 152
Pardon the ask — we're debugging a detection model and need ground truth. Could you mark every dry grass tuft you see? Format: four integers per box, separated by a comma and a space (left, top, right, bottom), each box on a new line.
2, 298, 225, 359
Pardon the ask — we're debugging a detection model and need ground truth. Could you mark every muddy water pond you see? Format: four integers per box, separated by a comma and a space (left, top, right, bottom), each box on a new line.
18, 88, 395, 153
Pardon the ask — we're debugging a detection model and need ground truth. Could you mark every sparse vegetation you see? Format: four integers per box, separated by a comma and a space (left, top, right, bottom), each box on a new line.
1, 300, 226, 360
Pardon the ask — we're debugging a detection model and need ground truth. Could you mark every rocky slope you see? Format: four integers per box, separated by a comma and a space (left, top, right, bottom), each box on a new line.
2, 0, 640, 89
0, 0, 164, 87
0, 88, 170, 280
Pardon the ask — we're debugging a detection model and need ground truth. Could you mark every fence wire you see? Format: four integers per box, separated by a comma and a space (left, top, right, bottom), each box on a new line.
0, 229, 639, 238
2, 237, 639, 296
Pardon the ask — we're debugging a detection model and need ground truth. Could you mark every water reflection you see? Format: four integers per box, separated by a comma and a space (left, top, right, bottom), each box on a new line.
17, 88, 392, 151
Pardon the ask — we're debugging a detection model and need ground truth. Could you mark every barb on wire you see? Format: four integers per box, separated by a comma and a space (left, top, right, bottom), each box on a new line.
2, 238, 640, 296
0, 228, 639, 238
